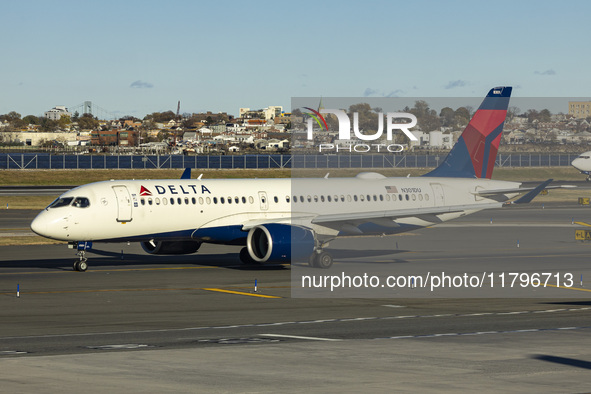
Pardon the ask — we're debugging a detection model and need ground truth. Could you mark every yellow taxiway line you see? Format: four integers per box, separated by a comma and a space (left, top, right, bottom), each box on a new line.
0, 286, 283, 298
0, 266, 217, 276
202, 288, 282, 298
546, 284, 591, 293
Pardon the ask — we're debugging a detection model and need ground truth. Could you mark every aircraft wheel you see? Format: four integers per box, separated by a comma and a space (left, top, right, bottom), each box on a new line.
314, 252, 333, 269
73, 260, 88, 272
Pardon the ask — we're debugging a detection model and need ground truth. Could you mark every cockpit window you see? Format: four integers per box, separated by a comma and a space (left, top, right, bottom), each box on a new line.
48, 197, 74, 209
580, 155, 590, 159
72, 197, 90, 208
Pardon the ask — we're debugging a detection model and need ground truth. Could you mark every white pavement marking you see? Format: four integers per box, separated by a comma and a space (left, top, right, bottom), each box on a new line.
259, 334, 342, 342
0, 307, 589, 341
86, 344, 151, 350
378, 326, 591, 340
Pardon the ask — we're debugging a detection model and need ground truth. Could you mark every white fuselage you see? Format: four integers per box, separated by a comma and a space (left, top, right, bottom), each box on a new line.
31, 173, 520, 244
572, 151, 591, 175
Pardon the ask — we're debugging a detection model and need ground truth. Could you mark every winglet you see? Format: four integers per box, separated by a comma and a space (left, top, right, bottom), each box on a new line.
180, 168, 191, 179
510, 179, 553, 204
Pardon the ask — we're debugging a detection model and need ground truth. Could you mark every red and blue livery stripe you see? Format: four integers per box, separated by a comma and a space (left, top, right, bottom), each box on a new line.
425, 86, 512, 179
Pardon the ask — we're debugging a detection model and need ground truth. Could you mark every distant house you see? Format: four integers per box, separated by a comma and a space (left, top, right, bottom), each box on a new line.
91, 130, 138, 146
183, 131, 197, 141
239, 106, 283, 120
410, 131, 428, 147
226, 123, 245, 132
264, 139, 289, 150
123, 120, 142, 129
409, 130, 452, 149
44, 106, 72, 120
505, 130, 525, 144
428, 131, 453, 149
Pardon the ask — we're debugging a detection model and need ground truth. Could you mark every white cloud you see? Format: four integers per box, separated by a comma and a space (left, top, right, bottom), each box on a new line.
130, 80, 154, 88
444, 80, 467, 89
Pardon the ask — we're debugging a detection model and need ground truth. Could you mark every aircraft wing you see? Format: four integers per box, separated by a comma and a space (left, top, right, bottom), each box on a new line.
240, 179, 573, 233
311, 202, 503, 227
240, 214, 316, 230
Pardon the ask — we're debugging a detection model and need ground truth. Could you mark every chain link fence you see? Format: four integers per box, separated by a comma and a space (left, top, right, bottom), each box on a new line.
0, 153, 579, 170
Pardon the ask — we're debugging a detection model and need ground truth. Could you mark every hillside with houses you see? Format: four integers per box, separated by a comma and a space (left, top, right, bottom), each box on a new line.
2, 101, 591, 154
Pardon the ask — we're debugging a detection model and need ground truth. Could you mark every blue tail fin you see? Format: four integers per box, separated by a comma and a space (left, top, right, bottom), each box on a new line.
180, 168, 191, 179
424, 86, 512, 179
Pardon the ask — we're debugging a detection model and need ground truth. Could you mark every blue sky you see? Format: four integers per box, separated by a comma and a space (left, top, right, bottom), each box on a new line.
1, 0, 590, 118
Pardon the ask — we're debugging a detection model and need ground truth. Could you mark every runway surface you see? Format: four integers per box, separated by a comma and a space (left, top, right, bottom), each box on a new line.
0, 209, 37, 228
0, 185, 75, 196
1, 204, 591, 392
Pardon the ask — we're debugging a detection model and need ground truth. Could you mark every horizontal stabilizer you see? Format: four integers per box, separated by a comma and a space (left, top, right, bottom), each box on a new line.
510, 179, 553, 204
475, 183, 576, 196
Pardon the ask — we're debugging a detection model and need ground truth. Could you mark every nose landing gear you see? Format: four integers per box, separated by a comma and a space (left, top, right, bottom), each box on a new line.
74, 250, 88, 272
69, 241, 91, 272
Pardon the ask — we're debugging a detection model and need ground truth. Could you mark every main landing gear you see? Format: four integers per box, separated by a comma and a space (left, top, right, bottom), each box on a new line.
307, 238, 334, 269
308, 249, 334, 269
238, 246, 335, 269
73, 250, 88, 272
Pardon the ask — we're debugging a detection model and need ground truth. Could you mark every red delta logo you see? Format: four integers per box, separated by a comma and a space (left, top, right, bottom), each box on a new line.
139, 186, 152, 196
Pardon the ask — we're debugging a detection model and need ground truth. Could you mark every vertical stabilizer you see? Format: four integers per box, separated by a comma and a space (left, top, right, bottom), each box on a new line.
180, 168, 191, 179
424, 86, 512, 179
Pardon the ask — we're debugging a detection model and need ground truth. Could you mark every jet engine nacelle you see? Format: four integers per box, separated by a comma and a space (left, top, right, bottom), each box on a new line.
141, 240, 202, 255
246, 223, 315, 263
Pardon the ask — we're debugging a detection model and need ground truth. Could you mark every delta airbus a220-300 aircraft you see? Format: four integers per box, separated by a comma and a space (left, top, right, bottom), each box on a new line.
31, 87, 560, 271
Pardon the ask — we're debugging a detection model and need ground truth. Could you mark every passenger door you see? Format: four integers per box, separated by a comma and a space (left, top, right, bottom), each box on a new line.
430, 183, 445, 206
112, 185, 133, 222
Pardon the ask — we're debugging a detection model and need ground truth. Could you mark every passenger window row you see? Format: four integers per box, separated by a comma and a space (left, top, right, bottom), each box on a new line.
291, 193, 429, 203
140, 196, 256, 206
139, 193, 430, 207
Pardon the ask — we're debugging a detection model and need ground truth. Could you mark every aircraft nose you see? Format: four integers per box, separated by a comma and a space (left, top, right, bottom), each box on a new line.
31, 213, 48, 237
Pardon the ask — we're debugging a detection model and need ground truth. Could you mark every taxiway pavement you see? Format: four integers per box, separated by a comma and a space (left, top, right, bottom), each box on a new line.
0, 204, 590, 392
